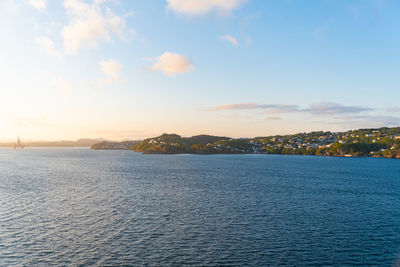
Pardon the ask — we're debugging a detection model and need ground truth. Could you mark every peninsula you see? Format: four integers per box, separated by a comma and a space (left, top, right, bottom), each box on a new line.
91, 127, 400, 159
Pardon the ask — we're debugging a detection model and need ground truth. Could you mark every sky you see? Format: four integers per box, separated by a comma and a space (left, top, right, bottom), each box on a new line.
1, 0, 400, 141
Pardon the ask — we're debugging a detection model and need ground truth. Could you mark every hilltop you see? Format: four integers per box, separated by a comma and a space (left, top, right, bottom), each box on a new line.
131, 134, 230, 154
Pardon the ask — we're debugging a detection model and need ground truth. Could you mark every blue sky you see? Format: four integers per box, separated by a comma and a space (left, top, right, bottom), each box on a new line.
1, 0, 400, 140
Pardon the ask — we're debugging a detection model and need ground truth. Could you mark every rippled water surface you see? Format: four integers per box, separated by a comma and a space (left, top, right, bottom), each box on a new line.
0, 149, 399, 266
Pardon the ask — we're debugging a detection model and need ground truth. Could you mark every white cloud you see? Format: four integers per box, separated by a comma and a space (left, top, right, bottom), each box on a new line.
100, 59, 123, 82
150, 52, 194, 77
219, 34, 238, 46
166, 0, 246, 16
26, 0, 46, 11
62, 0, 132, 54
36, 36, 62, 59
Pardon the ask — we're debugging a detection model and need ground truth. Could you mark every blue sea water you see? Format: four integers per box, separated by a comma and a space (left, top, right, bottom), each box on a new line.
0, 148, 399, 266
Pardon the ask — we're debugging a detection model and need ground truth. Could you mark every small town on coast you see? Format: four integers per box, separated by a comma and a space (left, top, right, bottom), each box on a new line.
91, 127, 400, 158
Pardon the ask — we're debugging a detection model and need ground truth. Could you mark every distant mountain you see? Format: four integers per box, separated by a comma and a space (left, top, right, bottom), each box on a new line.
0, 138, 107, 147
0, 142, 15, 147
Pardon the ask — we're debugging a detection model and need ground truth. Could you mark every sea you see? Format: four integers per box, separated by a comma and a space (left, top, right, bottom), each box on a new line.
0, 148, 399, 266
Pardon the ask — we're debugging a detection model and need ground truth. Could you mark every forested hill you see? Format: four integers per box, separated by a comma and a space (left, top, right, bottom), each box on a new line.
132, 134, 230, 154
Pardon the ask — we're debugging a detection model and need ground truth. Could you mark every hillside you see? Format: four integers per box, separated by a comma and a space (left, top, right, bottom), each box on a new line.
132, 134, 232, 154
91, 141, 139, 150
129, 128, 400, 158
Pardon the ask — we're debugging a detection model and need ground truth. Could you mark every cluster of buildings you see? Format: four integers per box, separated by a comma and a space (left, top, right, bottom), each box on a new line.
251, 134, 338, 151
97, 128, 400, 157
249, 128, 400, 155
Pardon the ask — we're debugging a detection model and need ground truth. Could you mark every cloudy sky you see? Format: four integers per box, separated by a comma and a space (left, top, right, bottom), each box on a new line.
1, 0, 400, 141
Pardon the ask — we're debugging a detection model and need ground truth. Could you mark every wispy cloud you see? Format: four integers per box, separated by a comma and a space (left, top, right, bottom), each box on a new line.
25, 0, 46, 11
326, 114, 400, 128
207, 102, 373, 115
219, 34, 239, 46
208, 103, 300, 112
208, 103, 258, 110
305, 102, 372, 115
149, 52, 194, 77
36, 36, 62, 59
166, 0, 247, 16
100, 59, 123, 83
207, 102, 400, 129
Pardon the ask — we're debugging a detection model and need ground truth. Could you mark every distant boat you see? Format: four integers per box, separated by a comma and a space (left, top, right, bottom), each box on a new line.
13, 136, 24, 149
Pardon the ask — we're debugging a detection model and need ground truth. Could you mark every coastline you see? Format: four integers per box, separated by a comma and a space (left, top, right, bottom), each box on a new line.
91, 128, 400, 159
90, 148, 400, 159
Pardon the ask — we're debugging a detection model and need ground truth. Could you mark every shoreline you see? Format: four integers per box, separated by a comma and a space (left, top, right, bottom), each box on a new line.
93, 149, 400, 159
